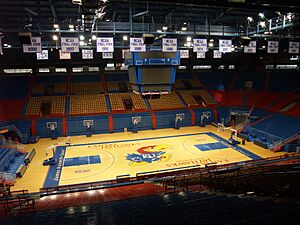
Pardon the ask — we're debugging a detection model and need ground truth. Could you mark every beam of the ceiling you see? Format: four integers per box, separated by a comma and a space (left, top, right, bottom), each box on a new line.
48, 0, 58, 23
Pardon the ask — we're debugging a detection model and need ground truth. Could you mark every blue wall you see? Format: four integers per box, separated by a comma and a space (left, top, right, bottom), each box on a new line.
155, 110, 192, 129
36, 118, 63, 138
67, 115, 109, 136
113, 112, 152, 132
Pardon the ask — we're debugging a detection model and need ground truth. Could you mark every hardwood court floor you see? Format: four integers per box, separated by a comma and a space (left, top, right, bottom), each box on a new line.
12, 126, 285, 193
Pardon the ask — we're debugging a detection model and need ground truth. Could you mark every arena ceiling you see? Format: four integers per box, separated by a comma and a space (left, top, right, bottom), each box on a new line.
0, 0, 299, 67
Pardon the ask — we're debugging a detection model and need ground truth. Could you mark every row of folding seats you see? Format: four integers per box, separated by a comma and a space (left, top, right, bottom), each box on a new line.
148, 92, 184, 110
70, 82, 105, 94
31, 83, 67, 94
69, 94, 107, 115
3, 191, 299, 225
25, 96, 66, 116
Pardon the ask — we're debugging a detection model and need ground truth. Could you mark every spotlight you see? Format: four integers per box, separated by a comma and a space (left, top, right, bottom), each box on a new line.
209, 39, 214, 42
258, 13, 265, 19
52, 35, 58, 41
69, 24, 74, 29
259, 21, 266, 28
53, 24, 59, 29
162, 26, 168, 31
181, 27, 187, 31
79, 35, 85, 41
157, 29, 162, 33
186, 36, 192, 42
208, 42, 214, 47
122, 35, 128, 41
247, 16, 253, 22
186, 42, 191, 47
79, 41, 84, 46
92, 35, 97, 40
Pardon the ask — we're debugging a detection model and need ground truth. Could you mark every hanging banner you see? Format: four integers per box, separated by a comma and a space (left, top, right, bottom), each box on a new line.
130, 38, 146, 52
197, 52, 205, 59
193, 39, 207, 52
162, 38, 177, 52
59, 50, 71, 60
36, 50, 48, 60
82, 49, 93, 59
61, 37, 79, 53
244, 41, 256, 53
0, 37, 2, 55
180, 50, 189, 58
289, 42, 299, 54
96, 37, 114, 52
213, 50, 222, 58
102, 52, 113, 59
219, 39, 232, 53
23, 37, 42, 53
267, 41, 279, 53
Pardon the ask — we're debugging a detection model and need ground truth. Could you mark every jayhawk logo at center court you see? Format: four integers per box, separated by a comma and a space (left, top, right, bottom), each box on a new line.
126, 145, 172, 166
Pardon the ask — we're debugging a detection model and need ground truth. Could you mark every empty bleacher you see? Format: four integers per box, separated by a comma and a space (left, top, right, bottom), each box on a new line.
2, 191, 299, 225
173, 79, 202, 90
234, 71, 265, 91
109, 93, 147, 112
148, 92, 185, 110
70, 82, 104, 94
0, 76, 30, 99
107, 81, 132, 92
69, 94, 107, 115
179, 90, 217, 107
25, 96, 66, 116
31, 83, 66, 95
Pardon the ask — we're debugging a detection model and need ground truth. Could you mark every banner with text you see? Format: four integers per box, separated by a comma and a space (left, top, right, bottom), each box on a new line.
213, 50, 222, 58
102, 52, 113, 59
130, 38, 146, 52
244, 41, 256, 53
193, 39, 207, 52
197, 52, 206, 58
97, 37, 114, 52
36, 50, 48, 60
180, 49, 189, 58
82, 49, 93, 59
162, 38, 177, 52
23, 37, 42, 53
61, 37, 79, 53
267, 41, 279, 53
59, 50, 71, 60
289, 42, 299, 54
219, 39, 232, 53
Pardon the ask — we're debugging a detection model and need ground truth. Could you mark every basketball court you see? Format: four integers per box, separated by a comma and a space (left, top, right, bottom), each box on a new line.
11, 125, 285, 193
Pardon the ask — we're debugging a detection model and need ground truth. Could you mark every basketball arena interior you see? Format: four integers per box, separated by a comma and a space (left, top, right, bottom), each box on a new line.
0, 0, 300, 224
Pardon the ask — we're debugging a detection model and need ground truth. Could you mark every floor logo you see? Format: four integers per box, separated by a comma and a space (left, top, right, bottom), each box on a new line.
126, 145, 172, 166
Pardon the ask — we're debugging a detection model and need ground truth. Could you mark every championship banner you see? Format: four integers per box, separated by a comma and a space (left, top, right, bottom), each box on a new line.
61, 37, 79, 53
23, 37, 42, 53
180, 49, 189, 58
193, 39, 207, 52
213, 50, 222, 58
197, 52, 205, 59
36, 50, 48, 60
82, 49, 93, 59
219, 39, 232, 53
96, 37, 114, 52
0, 37, 2, 55
130, 38, 146, 52
289, 42, 299, 54
162, 38, 177, 52
244, 41, 256, 53
267, 41, 279, 53
102, 52, 113, 59
59, 50, 71, 60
